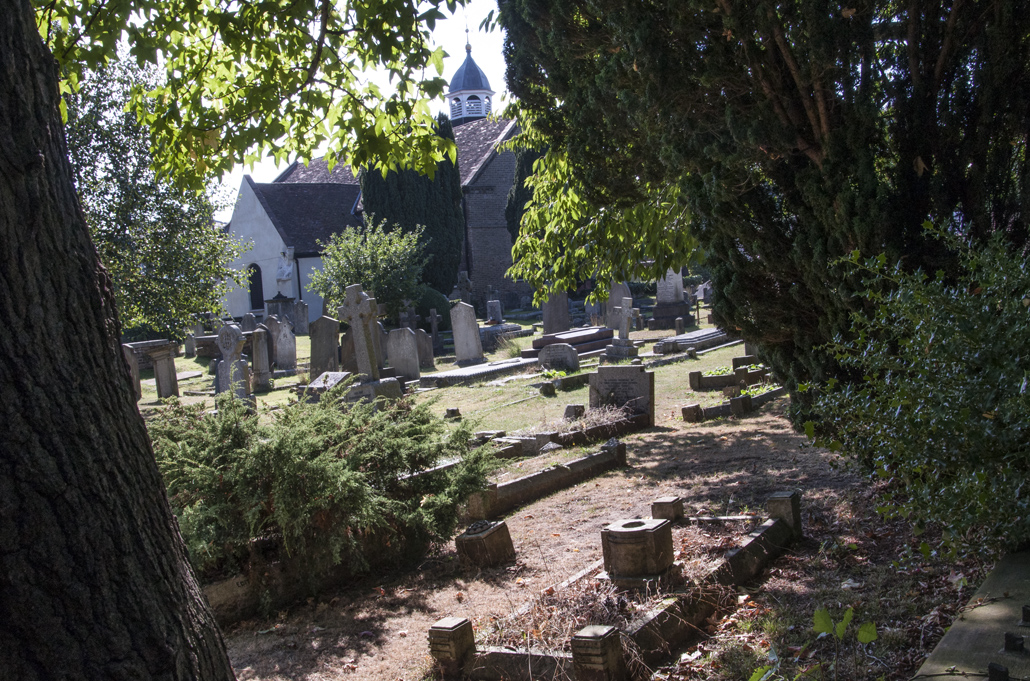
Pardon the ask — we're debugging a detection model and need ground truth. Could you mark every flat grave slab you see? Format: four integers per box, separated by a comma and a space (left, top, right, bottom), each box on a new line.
420, 357, 539, 388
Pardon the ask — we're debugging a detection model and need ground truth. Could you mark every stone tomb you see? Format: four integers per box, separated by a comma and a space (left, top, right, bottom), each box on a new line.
600, 517, 674, 585
386, 328, 421, 382
450, 302, 485, 366
588, 365, 655, 426
537, 342, 580, 372
454, 520, 516, 567
309, 315, 340, 379
542, 291, 570, 335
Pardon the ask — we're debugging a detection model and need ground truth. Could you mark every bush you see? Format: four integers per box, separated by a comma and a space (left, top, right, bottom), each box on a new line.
415, 287, 453, 332
149, 388, 492, 580
808, 232, 1030, 553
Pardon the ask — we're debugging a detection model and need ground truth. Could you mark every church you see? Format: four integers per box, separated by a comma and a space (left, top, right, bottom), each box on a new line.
222, 42, 530, 326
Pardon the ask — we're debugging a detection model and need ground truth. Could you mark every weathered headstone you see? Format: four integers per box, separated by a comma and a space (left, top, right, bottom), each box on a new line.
542, 291, 570, 334
537, 342, 580, 372
377, 320, 388, 365
656, 268, 684, 305
146, 344, 179, 399
619, 298, 633, 339
293, 300, 309, 335
339, 330, 359, 373
302, 370, 353, 402
122, 344, 141, 400
387, 328, 421, 382
428, 307, 444, 353
675, 317, 685, 335
251, 327, 272, 391
338, 284, 380, 380
520, 295, 533, 310
216, 324, 248, 398
487, 299, 503, 323
263, 315, 281, 365
275, 322, 297, 371
456, 271, 472, 303
609, 281, 632, 310
184, 333, 196, 358
415, 328, 435, 369
309, 315, 340, 380
450, 301, 485, 366
588, 365, 655, 426
240, 312, 257, 332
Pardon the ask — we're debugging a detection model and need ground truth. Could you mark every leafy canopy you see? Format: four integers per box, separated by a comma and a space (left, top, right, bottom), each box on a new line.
808, 231, 1030, 553
65, 60, 246, 339
36, 0, 465, 186
307, 214, 429, 320
499, 0, 1030, 406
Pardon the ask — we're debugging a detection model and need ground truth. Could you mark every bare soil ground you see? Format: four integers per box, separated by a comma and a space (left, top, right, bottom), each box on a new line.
223, 394, 992, 681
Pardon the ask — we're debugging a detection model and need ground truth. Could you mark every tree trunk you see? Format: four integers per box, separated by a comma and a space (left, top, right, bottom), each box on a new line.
0, 1, 236, 679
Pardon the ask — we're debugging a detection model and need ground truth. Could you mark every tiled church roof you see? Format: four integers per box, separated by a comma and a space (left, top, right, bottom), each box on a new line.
245, 177, 362, 257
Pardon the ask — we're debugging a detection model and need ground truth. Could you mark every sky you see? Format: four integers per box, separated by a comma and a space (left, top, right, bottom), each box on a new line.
214, 0, 508, 220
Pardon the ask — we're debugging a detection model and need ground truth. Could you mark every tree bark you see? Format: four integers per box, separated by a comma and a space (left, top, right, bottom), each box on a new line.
0, 1, 236, 679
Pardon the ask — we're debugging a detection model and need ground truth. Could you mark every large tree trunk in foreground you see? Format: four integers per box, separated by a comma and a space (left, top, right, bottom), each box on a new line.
0, 1, 236, 679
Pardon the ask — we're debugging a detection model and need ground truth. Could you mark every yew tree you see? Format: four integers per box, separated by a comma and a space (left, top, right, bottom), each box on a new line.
1, 0, 464, 677
499, 0, 1030, 411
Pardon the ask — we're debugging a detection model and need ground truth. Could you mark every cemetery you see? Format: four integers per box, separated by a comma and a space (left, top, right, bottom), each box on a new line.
122, 289, 992, 681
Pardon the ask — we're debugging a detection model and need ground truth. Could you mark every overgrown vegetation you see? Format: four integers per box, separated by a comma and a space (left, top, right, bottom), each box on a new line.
149, 388, 493, 580
809, 234, 1030, 552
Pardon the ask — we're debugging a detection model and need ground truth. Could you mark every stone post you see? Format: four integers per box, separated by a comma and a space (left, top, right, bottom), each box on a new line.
651, 496, 684, 520
122, 344, 141, 400
571, 625, 628, 681
147, 344, 179, 399
766, 491, 802, 539
674, 317, 685, 335
428, 617, 475, 679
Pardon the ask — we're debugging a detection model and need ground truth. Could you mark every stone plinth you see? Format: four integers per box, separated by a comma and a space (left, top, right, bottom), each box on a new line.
538, 342, 580, 372
455, 520, 516, 567
571, 625, 628, 681
428, 617, 475, 679
651, 496, 684, 521
767, 491, 802, 539
604, 338, 639, 360
601, 518, 673, 578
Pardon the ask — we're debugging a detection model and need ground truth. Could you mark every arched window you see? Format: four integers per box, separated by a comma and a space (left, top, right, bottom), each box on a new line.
450, 97, 462, 119
248, 264, 264, 310
466, 95, 482, 116
484, 95, 492, 114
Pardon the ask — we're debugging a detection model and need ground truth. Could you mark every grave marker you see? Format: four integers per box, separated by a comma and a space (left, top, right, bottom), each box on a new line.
486, 299, 503, 323
216, 324, 248, 398
293, 300, 309, 334
309, 316, 340, 379
122, 344, 141, 400
450, 302, 485, 366
428, 308, 444, 353
250, 327, 272, 391
386, 328, 421, 382
275, 322, 296, 371
542, 291, 570, 334
338, 284, 380, 380
538, 342, 580, 372
146, 344, 179, 398
589, 365, 654, 425
240, 312, 257, 332
415, 328, 435, 369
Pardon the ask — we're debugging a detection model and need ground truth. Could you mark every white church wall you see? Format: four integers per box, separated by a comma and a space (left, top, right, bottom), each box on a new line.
223, 177, 287, 320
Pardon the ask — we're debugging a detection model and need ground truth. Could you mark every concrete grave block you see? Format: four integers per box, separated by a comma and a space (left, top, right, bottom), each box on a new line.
455, 520, 516, 567
601, 518, 674, 578
681, 404, 704, 423
767, 491, 802, 539
589, 365, 655, 426
450, 302, 485, 366
572, 625, 629, 681
538, 342, 580, 372
652, 496, 685, 521
428, 617, 475, 679
564, 404, 586, 420
386, 327, 421, 382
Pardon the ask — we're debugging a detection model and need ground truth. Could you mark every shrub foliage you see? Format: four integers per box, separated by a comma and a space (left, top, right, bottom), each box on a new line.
810, 234, 1030, 552
150, 388, 492, 578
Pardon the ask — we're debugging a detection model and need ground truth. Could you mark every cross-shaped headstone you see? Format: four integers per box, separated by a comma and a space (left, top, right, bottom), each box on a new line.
338, 284, 380, 381
618, 297, 633, 340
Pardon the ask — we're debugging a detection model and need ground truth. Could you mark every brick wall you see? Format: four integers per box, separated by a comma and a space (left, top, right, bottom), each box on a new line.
464, 148, 533, 313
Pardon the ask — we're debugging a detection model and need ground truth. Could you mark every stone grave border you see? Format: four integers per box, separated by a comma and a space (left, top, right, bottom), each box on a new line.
431, 492, 801, 679
644, 338, 742, 369
537, 370, 593, 395
688, 365, 768, 391
682, 386, 786, 423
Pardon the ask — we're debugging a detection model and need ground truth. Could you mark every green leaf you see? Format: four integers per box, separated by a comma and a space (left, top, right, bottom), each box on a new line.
749, 665, 774, 681
835, 608, 853, 640
813, 608, 833, 635
857, 621, 878, 644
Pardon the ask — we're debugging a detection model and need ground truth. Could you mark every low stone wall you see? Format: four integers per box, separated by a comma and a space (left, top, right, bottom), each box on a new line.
468, 440, 628, 520
688, 366, 768, 391
682, 387, 786, 422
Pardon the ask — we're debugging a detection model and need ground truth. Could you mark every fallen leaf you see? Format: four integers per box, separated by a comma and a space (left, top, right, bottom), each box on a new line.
398, 630, 408, 637
552, 533, 561, 537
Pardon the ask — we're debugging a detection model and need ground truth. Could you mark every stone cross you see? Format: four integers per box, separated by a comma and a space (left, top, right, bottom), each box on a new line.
429, 307, 443, 353
456, 271, 472, 303
619, 297, 633, 339
338, 284, 380, 381
216, 324, 248, 398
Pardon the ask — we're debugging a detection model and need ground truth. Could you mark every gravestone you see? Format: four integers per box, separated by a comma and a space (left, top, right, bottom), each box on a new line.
428, 308, 444, 354
415, 328, 435, 369
608, 281, 632, 322
293, 300, 309, 335
386, 328, 421, 382
675, 317, 685, 335
656, 268, 684, 305
589, 364, 655, 426
339, 330, 359, 374
377, 320, 388, 365
309, 316, 340, 379
302, 370, 353, 402
216, 324, 248, 398
451, 271, 473, 303
240, 312, 257, 332
250, 327, 272, 391
263, 315, 281, 365
537, 342, 580, 372
450, 302, 485, 366
184, 333, 196, 358
605, 297, 639, 359
487, 300, 503, 323
146, 344, 179, 399
122, 344, 141, 400
542, 291, 570, 334
651, 267, 692, 329
275, 323, 297, 371
265, 293, 294, 322
520, 295, 533, 310
338, 284, 380, 380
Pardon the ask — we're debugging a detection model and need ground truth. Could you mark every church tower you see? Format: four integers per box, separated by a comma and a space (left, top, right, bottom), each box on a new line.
447, 32, 494, 126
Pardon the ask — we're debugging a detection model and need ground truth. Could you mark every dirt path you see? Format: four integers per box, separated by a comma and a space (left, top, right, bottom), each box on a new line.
225, 397, 887, 680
